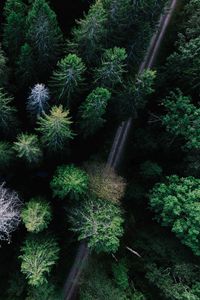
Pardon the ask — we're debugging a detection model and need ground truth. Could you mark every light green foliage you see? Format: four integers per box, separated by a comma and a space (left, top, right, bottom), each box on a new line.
112, 260, 129, 290
13, 133, 42, 164
37, 105, 74, 152
162, 90, 200, 150
0, 88, 18, 135
69, 197, 124, 253
85, 163, 126, 204
26, 0, 63, 76
0, 45, 8, 87
16, 43, 36, 88
50, 164, 89, 200
79, 87, 111, 137
94, 47, 127, 88
68, 1, 108, 63
50, 54, 86, 104
21, 197, 52, 233
140, 161, 162, 179
149, 175, 200, 256
3, 0, 26, 61
20, 235, 59, 287
26, 281, 61, 300
0, 142, 14, 170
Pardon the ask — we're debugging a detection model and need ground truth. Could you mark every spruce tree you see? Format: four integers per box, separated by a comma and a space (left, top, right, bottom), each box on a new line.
27, 84, 50, 119
19, 235, 59, 287
0, 45, 8, 87
13, 133, 42, 165
37, 105, 74, 152
79, 87, 111, 137
50, 54, 86, 105
26, 0, 63, 78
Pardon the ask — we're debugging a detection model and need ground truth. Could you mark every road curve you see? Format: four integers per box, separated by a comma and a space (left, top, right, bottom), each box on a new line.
63, 0, 178, 298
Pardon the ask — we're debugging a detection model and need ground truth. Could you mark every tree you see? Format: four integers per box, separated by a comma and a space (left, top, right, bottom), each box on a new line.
3, 0, 26, 62
19, 235, 59, 287
0, 45, 8, 87
85, 163, 126, 204
112, 260, 129, 290
50, 164, 89, 200
21, 197, 52, 233
149, 175, 200, 256
0, 142, 15, 170
68, 1, 108, 64
16, 43, 36, 89
94, 47, 127, 88
69, 197, 124, 253
140, 161, 162, 180
0, 183, 22, 242
162, 90, 200, 150
0, 88, 18, 136
37, 105, 74, 152
27, 84, 50, 119
26, 0, 63, 77
26, 281, 61, 300
49, 54, 86, 105
13, 133, 42, 165
79, 87, 111, 137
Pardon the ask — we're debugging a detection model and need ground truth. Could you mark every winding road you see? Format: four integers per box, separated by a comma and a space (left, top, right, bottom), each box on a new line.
63, 0, 179, 299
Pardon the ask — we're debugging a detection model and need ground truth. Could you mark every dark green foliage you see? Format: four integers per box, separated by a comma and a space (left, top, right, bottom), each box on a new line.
69, 197, 124, 253
79, 87, 111, 137
26, 281, 61, 300
37, 105, 74, 152
13, 133, 42, 164
21, 197, 52, 233
68, 1, 108, 64
3, 0, 26, 62
0, 88, 18, 136
19, 235, 59, 287
149, 175, 200, 256
0, 45, 8, 87
0, 142, 14, 170
26, 0, 63, 77
7, 272, 26, 300
112, 260, 129, 290
140, 161, 162, 179
162, 90, 200, 150
94, 47, 127, 88
50, 54, 86, 105
50, 164, 89, 200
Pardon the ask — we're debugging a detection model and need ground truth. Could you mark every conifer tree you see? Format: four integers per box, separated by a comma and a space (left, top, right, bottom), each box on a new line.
37, 105, 74, 152
26, 0, 63, 77
0, 142, 15, 170
94, 47, 127, 88
79, 87, 111, 137
50, 164, 89, 200
3, 0, 27, 62
50, 54, 86, 105
13, 133, 42, 165
27, 84, 50, 119
21, 197, 52, 233
0, 88, 18, 136
0, 45, 8, 87
20, 235, 59, 286
68, 1, 108, 64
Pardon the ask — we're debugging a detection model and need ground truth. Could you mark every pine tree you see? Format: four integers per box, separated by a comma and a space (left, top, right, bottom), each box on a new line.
50, 54, 86, 105
3, 0, 27, 62
68, 1, 108, 64
21, 197, 52, 233
94, 47, 127, 88
0, 88, 18, 136
50, 164, 89, 200
13, 133, 42, 165
26, 0, 63, 78
0, 45, 8, 87
69, 197, 124, 253
19, 235, 59, 287
79, 87, 111, 137
37, 105, 74, 152
27, 84, 50, 119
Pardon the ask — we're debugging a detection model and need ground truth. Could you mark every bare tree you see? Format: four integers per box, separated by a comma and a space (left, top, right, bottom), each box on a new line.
0, 183, 22, 243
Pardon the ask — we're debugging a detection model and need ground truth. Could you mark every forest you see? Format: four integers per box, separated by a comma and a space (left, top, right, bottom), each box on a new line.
1, 0, 200, 299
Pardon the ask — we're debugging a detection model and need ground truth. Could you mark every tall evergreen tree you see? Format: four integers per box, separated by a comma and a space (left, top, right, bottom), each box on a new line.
79, 87, 111, 137
26, 0, 63, 78
37, 105, 74, 152
27, 84, 50, 119
0, 45, 8, 87
50, 54, 86, 106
